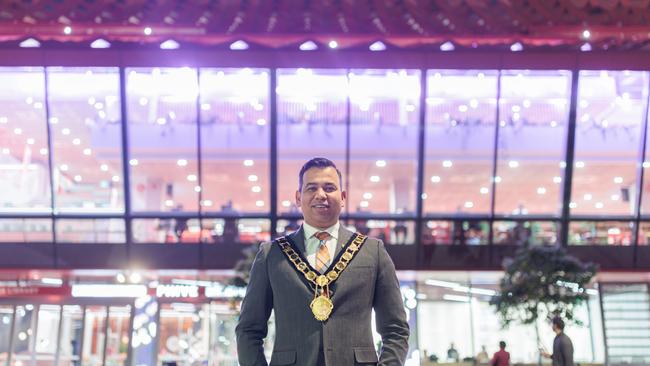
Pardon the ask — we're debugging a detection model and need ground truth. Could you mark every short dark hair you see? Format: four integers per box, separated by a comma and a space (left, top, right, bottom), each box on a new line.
298, 157, 343, 190
552, 316, 565, 330
499, 341, 506, 349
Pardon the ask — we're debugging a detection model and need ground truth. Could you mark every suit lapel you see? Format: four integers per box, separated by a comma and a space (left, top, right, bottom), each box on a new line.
289, 226, 306, 254
336, 224, 353, 256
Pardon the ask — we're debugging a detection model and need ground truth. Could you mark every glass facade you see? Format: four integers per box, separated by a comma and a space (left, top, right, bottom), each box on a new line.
1, 66, 650, 246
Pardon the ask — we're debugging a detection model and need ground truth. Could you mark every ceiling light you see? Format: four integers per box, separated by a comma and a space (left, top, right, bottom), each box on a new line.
177, 159, 188, 167
187, 174, 197, 182
282, 200, 291, 207
611, 194, 620, 201
13, 128, 22, 135
440, 41, 455, 51
569, 202, 577, 208
553, 176, 562, 183
201, 200, 213, 207
369, 41, 386, 51
360, 201, 369, 208
74, 175, 82, 182
328, 40, 338, 49
100, 164, 108, 171
508, 160, 519, 168
252, 186, 261, 193
257, 119, 267, 126
83, 148, 92, 155
595, 202, 604, 209
575, 161, 585, 168
243, 160, 254, 166
90, 39, 110, 49
510, 42, 523, 52
248, 175, 258, 182
111, 175, 120, 182
480, 187, 489, 194
255, 200, 265, 207
582, 29, 591, 39
143, 27, 152, 36
375, 160, 386, 167
0, 116, 6, 124
116, 273, 126, 283
63, 26, 72, 35
363, 192, 373, 200
59, 164, 69, 172
19, 38, 40, 48
39, 148, 48, 155
583, 193, 592, 201
370, 175, 380, 183
431, 176, 441, 183
613, 177, 623, 184
442, 160, 453, 168
72, 138, 81, 145
129, 272, 142, 283
164, 199, 174, 207
537, 187, 547, 194
160, 39, 180, 50
26, 138, 34, 145
464, 201, 474, 208
230, 40, 249, 50
129, 159, 139, 166
299, 41, 318, 51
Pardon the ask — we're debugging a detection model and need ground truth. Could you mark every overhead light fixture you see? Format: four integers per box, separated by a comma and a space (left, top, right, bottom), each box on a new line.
160, 39, 180, 50
63, 26, 72, 35
440, 41, 455, 51
510, 42, 523, 52
299, 41, 318, 51
19, 38, 40, 48
580, 43, 592, 52
582, 29, 591, 39
369, 41, 386, 51
230, 40, 249, 50
90, 38, 110, 49
143, 27, 153, 36
328, 40, 338, 49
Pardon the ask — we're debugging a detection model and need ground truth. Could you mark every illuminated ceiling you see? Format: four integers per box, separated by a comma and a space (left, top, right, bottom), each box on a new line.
0, 0, 650, 50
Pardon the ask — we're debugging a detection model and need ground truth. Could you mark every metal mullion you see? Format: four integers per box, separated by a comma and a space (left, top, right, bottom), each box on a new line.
78, 305, 87, 366
54, 305, 64, 366
598, 283, 609, 366
118, 67, 133, 252
195, 68, 205, 261
488, 70, 503, 251
207, 302, 214, 366
30, 304, 40, 366
153, 301, 161, 366
270, 68, 278, 238
632, 75, 650, 266
126, 302, 135, 366
101, 306, 109, 366
414, 69, 427, 257
43, 68, 57, 251
560, 69, 580, 247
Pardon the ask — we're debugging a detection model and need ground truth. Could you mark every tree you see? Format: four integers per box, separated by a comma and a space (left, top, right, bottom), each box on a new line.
490, 245, 598, 347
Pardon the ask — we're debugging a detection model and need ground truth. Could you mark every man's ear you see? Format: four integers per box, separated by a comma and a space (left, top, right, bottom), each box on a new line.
295, 190, 302, 207
341, 190, 347, 206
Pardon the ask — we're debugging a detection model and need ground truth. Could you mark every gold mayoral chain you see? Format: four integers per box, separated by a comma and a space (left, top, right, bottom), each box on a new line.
276, 233, 368, 321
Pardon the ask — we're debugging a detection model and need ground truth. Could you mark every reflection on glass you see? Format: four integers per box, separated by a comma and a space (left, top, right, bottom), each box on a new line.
105, 305, 131, 366
48, 67, 125, 213
492, 221, 559, 246
201, 218, 271, 244
495, 70, 571, 216
572, 71, 649, 216
159, 303, 209, 365
82, 306, 107, 366
200, 69, 270, 213
348, 69, 420, 213
638, 222, 650, 245
35, 304, 61, 364
208, 302, 240, 366
59, 305, 83, 366
0, 67, 52, 213
12, 304, 36, 364
425, 70, 498, 214
277, 69, 348, 214
422, 220, 490, 245
56, 219, 126, 243
0, 305, 12, 363
132, 218, 201, 244
277, 218, 303, 236
569, 221, 634, 245
346, 219, 414, 245
0, 218, 52, 242
127, 67, 199, 213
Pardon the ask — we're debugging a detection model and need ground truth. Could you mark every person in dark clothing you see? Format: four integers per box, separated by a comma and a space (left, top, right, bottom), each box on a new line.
490, 341, 510, 366
542, 317, 574, 366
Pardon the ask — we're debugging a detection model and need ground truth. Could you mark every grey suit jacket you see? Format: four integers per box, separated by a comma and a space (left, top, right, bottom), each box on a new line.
552, 333, 574, 366
236, 225, 410, 365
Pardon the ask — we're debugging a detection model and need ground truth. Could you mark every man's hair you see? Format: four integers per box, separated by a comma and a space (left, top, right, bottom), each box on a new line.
551, 316, 565, 330
499, 341, 506, 349
298, 157, 343, 190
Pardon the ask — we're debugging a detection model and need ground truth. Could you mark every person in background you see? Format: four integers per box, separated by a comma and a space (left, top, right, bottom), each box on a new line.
476, 345, 489, 365
542, 317, 574, 366
447, 342, 460, 362
490, 341, 510, 366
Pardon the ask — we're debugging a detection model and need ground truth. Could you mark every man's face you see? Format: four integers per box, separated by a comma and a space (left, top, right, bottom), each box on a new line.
296, 166, 346, 229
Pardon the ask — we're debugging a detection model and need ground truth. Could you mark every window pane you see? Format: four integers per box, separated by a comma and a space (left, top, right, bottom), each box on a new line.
0, 305, 12, 363
421, 220, 490, 245
82, 306, 107, 366
492, 220, 560, 246
56, 219, 126, 243
495, 70, 571, 216
638, 222, 650, 245
0, 67, 51, 213
347, 219, 415, 245
58, 305, 83, 366
201, 218, 271, 244
12, 304, 36, 364
348, 70, 420, 214
425, 70, 498, 214
573, 71, 649, 216
200, 68, 270, 213
105, 305, 131, 365
159, 303, 209, 365
127, 67, 199, 213
35, 304, 61, 364
47, 67, 124, 213
277, 69, 348, 214
132, 218, 201, 243
568, 221, 634, 245
0, 218, 52, 242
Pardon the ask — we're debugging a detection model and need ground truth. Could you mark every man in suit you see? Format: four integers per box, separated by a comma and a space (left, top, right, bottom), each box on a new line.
236, 157, 410, 365
541, 317, 574, 366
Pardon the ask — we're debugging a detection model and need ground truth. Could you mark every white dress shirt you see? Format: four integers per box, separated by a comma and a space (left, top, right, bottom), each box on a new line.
302, 221, 339, 270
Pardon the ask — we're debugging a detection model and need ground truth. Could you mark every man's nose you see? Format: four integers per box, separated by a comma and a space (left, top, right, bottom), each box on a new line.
314, 187, 327, 198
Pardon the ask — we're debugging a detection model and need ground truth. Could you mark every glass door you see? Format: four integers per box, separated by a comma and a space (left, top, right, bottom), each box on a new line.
158, 303, 209, 366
